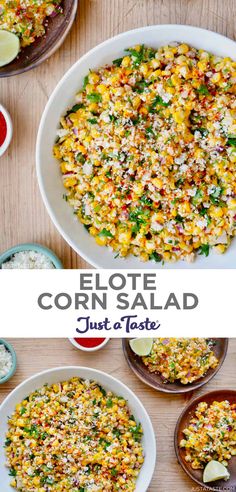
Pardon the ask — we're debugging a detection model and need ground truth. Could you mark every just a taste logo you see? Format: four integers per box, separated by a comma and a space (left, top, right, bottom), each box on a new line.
37, 272, 199, 337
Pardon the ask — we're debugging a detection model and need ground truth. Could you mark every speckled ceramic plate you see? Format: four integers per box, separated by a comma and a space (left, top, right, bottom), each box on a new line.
175, 389, 236, 491
123, 338, 228, 394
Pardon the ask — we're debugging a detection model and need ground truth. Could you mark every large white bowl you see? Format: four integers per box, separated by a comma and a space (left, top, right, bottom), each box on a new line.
36, 25, 236, 269
0, 366, 156, 491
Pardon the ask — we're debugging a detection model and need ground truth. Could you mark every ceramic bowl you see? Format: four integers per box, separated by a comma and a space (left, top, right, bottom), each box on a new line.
0, 366, 156, 491
123, 338, 228, 394
0, 339, 17, 384
69, 337, 110, 352
175, 389, 236, 490
36, 25, 236, 269
0, 242, 63, 268
0, 104, 13, 157
0, 1, 78, 77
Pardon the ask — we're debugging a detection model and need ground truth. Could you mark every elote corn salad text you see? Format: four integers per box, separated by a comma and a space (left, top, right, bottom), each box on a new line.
54, 43, 236, 263
180, 400, 236, 469
142, 338, 218, 384
5, 377, 144, 491
0, 0, 62, 47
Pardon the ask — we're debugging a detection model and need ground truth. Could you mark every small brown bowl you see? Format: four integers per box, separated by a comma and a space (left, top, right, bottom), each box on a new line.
0, 0, 78, 78
175, 389, 236, 491
122, 338, 228, 394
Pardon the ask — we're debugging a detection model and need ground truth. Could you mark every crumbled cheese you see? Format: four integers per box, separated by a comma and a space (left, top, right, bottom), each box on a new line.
0, 344, 13, 379
56, 129, 69, 138
83, 163, 93, 175
2, 251, 55, 269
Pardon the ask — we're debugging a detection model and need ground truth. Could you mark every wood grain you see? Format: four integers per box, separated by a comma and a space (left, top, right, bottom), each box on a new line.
0, 338, 236, 491
0, 4, 236, 488
0, 0, 236, 267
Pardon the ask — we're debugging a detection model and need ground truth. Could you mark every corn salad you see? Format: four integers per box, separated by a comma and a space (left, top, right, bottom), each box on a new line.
142, 338, 218, 384
0, 0, 62, 47
54, 43, 236, 263
180, 400, 236, 469
5, 377, 144, 491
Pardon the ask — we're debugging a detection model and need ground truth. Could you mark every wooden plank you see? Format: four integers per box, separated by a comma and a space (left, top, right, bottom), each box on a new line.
0, 0, 235, 266
0, 338, 235, 491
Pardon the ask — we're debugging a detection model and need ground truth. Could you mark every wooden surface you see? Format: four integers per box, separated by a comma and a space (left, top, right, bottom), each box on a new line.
0, 2, 236, 490
0, 0, 236, 267
0, 338, 235, 491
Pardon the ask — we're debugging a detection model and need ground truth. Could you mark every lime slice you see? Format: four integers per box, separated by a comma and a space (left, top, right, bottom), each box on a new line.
203, 461, 230, 483
0, 30, 20, 67
129, 338, 153, 356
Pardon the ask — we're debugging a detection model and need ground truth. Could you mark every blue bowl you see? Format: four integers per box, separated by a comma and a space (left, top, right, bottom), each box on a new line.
0, 339, 17, 384
0, 243, 63, 269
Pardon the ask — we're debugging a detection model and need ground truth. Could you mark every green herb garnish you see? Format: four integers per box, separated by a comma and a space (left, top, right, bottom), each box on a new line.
197, 85, 210, 95
87, 93, 102, 103
199, 244, 210, 257
149, 252, 162, 262
98, 228, 114, 238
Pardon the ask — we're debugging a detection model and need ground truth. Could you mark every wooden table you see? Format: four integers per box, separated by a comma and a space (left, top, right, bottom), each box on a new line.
1, 1, 236, 490
0, 0, 236, 266
0, 338, 235, 491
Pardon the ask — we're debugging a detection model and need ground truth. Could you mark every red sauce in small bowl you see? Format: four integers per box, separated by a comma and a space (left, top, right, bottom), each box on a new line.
74, 338, 106, 348
0, 111, 7, 147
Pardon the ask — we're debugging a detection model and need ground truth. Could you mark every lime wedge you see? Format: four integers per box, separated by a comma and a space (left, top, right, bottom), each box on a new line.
0, 30, 20, 67
203, 461, 230, 483
129, 338, 153, 356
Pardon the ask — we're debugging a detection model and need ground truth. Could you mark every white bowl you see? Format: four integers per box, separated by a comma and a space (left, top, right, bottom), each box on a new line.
36, 25, 236, 269
0, 366, 156, 491
69, 337, 110, 351
0, 104, 12, 157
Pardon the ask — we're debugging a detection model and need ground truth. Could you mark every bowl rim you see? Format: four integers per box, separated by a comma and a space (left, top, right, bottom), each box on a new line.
0, 104, 13, 157
0, 0, 78, 78
0, 242, 63, 269
36, 24, 236, 268
69, 337, 110, 351
174, 389, 236, 491
0, 339, 17, 384
122, 338, 229, 394
0, 365, 156, 491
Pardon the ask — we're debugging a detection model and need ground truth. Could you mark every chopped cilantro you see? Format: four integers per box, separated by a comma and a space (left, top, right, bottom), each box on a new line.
129, 423, 142, 441
111, 467, 118, 476
88, 118, 98, 124
133, 80, 150, 93
140, 194, 152, 206
97, 385, 106, 396
113, 57, 123, 66
197, 84, 210, 95
149, 95, 170, 112
98, 228, 114, 238
149, 252, 162, 262
227, 136, 236, 147
76, 152, 86, 163
9, 468, 17, 477
66, 103, 84, 116
145, 126, 155, 138
83, 75, 89, 89
126, 45, 145, 67
113, 429, 121, 438
176, 178, 185, 187
197, 128, 209, 137
87, 93, 102, 103
199, 244, 210, 257
106, 398, 113, 408
175, 214, 184, 223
